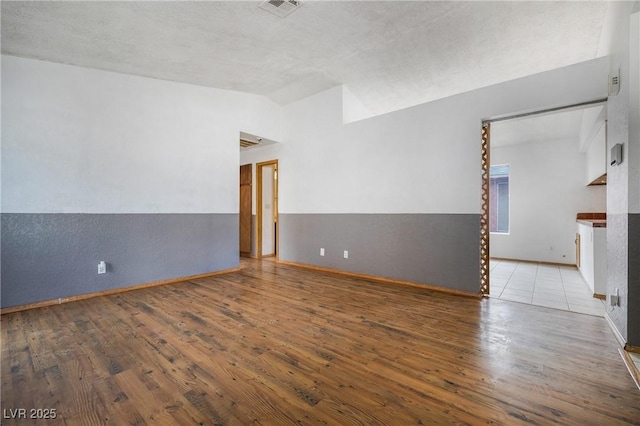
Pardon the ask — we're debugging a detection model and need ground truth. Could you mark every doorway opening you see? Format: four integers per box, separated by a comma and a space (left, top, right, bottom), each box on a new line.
480, 99, 608, 317
257, 160, 278, 258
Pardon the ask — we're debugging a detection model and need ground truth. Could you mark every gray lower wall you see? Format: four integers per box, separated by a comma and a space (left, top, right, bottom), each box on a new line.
279, 213, 481, 293
629, 213, 640, 346
1, 213, 238, 308
607, 213, 629, 341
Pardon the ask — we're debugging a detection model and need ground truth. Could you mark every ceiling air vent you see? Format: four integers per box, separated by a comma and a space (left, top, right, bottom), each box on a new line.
258, 0, 303, 18
240, 138, 260, 149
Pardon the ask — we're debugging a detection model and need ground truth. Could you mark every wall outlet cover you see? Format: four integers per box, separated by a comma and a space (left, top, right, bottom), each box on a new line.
610, 143, 623, 166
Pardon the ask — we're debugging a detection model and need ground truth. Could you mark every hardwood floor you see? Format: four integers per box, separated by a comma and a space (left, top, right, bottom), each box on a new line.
2, 258, 639, 425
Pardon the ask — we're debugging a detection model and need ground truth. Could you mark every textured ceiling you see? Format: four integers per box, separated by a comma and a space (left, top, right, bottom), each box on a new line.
1, 1, 610, 119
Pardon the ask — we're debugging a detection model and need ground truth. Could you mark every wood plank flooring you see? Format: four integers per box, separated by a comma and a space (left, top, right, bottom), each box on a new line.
2, 258, 639, 425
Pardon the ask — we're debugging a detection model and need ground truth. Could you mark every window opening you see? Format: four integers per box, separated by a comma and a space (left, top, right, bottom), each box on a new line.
490, 165, 509, 234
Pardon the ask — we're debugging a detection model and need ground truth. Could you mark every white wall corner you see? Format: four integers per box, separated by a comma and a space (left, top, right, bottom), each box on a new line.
342, 84, 374, 124
578, 105, 605, 153
629, 11, 640, 213
597, 2, 639, 58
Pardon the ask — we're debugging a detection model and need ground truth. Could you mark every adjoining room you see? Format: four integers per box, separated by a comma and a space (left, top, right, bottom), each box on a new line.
487, 104, 608, 316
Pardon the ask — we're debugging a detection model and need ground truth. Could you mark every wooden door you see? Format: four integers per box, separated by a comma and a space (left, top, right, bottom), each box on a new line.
239, 164, 252, 256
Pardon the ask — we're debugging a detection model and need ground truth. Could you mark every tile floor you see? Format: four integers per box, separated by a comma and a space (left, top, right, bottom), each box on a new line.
489, 259, 605, 317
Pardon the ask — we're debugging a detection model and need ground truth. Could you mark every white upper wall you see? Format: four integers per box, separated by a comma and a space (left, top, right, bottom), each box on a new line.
3, 53, 612, 216
1, 55, 282, 214
267, 57, 610, 215
630, 12, 640, 214
606, 7, 639, 216
490, 138, 606, 264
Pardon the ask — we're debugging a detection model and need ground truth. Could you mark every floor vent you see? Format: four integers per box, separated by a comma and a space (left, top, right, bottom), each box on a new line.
258, 0, 303, 18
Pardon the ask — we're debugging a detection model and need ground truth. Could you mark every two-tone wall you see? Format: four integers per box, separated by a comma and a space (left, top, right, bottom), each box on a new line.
1, 55, 281, 308
247, 58, 610, 294
630, 12, 640, 348
1, 51, 622, 309
605, 8, 640, 346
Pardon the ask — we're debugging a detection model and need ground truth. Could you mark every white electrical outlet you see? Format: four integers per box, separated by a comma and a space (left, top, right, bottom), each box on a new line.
320, 248, 325, 256
343, 250, 349, 259
98, 261, 106, 274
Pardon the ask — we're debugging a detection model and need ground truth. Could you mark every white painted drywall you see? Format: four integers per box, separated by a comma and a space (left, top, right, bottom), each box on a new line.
490, 137, 606, 264
607, 9, 639, 217
274, 57, 609, 215
586, 122, 607, 184
579, 105, 605, 152
1, 55, 282, 214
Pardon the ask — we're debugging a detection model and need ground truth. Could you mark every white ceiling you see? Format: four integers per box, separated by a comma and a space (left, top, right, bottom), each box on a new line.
1, 1, 611, 119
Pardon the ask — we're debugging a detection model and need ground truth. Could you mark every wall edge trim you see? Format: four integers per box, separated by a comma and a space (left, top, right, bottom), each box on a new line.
618, 348, 640, 391
605, 312, 627, 348
626, 344, 640, 354
0, 267, 240, 315
490, 257, 576, 268
277, 260, 482, 299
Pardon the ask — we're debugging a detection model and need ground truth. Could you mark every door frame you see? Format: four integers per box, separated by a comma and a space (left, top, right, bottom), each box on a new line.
480, 98, 607, 296
239, 163, 253, 257
256, 159, 279, 259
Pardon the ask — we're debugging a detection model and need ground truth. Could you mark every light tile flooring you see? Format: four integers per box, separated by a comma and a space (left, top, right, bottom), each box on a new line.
490, 259, 605, 317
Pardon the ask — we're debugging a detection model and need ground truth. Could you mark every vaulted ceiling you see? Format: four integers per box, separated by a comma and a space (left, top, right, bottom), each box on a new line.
1, 1, 612, 120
